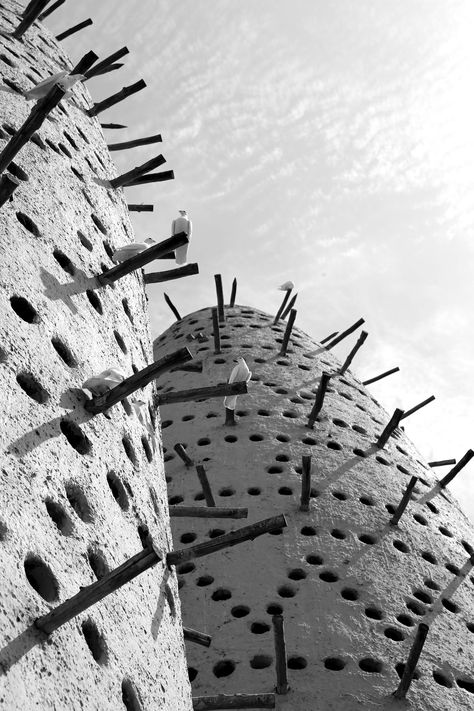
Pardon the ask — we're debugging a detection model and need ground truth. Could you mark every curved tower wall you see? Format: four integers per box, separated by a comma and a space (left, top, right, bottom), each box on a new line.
1, 3, 190, 709
154, 304, 474, 710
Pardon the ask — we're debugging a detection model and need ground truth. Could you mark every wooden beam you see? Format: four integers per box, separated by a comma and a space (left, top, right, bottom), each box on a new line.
125, 169, 174, 186
389, 477, 418, 526
212, 308, 221, 354
192, 695, 275, 710
363, 367, 400, 386
376, 408, 404, 449
230, 278, 237, 307
320, 331, 338, 345
272, 615, 289, 694
339, 330, 368, 375
183, 627, 211, 647
109, 153, 166, 189
428, 459, 456, 468
214, 274, 225, 322
280, 292, 297, 321
439, 450, 474, 488
173, 443, 194, 467
0, 174, 20, 208
325, 318, 365, 350
307, 372, 331, 428
87, 79, 146, 117
100, 123, 127, 130
300, 454, 312, 512
56, 18, 92, 41
169, 506, 248, 519
196, 465, 216, 507
156, 381, 248, 406
273, 289, 291, 325
85, 47, 129, 79
164, 292, 181, 321
128, 204, 154, 212
392, 624, 429, 699
400, 395, 435, 420
85, 62, 122, 78
108, 133, 162, 151
279, 309, 297, 356
13, 0, 50, 38
39, 0, 66, 21
144, 263, 199, 285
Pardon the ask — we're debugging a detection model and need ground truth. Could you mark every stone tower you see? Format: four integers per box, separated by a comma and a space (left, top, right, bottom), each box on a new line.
1, 2, 191, 709
154, 302, 474, 710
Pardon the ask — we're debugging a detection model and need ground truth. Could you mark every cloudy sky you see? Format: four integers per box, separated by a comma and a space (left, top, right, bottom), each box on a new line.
46, 0, 474, 518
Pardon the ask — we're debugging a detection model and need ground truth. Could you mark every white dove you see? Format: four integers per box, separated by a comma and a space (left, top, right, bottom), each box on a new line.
278, 281, 294, 291
82, 368, 125, 397
112, 237, 156, 264
171, 210, 192, 265
224, 357, 251, 411
24, 71, 84, 100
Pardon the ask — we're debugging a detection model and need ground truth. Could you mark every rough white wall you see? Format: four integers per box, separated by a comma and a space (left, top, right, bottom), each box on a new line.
154, 304, 474, 710
0, 2, 191, 709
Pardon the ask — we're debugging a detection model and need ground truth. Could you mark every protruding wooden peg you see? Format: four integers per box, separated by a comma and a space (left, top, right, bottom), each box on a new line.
325, 318, 365, 350
167, 514, 287, 566
362, 367, 400, 386
280, 292, 298, 321
85, 47, 129, 80
87, 79, 146, 117
36, 547, 160, 634
280, 309, 297, 356
196, 465, 216, 507
169, 506, 248, 519
128, 204, 154, 212
214, 274, 225, 322
109, 153, 166, 189
174, 443, 194, 467
100, 123, 127, 130
0, 173, 20, 207
97, 233, 188, 285
192, 695, 276, 710
390, 476, 418, 526
212, 308, 221, 354
320, 331, 338, 345
339, 330, 368, 375
225, 408, 235, 426
439, 450, 474, 488
157, 381, 248, 407
300, 454, 312, 511
107, 133, 162, 151
0, 52, 98, 175
428, 459, 456, 468
164, 292, 182, 321
230, 278, 237, 307
272, 614, 289, 694
197, 333, 208, 343
273, 289, 292, 325
39, 0, 66, 21
56, 18, 92, 41
88, 63, 123, 78
13, 0, 50, 38
376, 408, 404, 448
400, 395, 435, 420
125, 169, 174, 186
144, 263, 199, 285
183, 627, 211, 647
392, 623, 429, 699
307, 372, 331, 428
84, 347, 192, 414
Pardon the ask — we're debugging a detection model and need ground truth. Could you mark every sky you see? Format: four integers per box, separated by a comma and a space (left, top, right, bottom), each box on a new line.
44, 1, 474, 519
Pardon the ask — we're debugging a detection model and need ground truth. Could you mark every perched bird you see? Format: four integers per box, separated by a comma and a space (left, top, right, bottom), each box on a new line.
82, 368, 124, 397
112, 237, 156, 264
224, 357, 251, 411
278, 280, 294, 291
171, 210, 192, 265
24, 71, 84, 100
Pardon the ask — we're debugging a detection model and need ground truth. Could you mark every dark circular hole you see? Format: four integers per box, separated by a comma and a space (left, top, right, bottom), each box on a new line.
331, 491, 347, 501
278, 486, 293, 495
413, 589, 432, 604
457, 678, 474, 694
278, 585, 296, 598
327, 441, 342, 451
248, 487, 261, 495
213, 660, 235, 677
406, 600, 425, 616
208, 528, 225, 539
10, 295, 39, 323
16, 211, 40, 237
353, 448, 367, 458
341, 587, 359, 601
53, 249, 75, 275
196, 575, 214, 587
359, 496, 375, 506
180, 532, 197, 544
393, 539, 409, 553
197, 438, 211, 446
424, 579, 440, 591
8, 161, 28, 181
24, 554, 59, 602
331, 529, 346, 540
65, 482, 94, 522
45, 499, 73, 535
288, 656, 307, 669
249, 434, 264, 442
178, 562, 195, 575
358, 534, 377, 545
60, 420, 92, 455
413, 513, 428, 526
301, 526, 317, 536
51, 337, 76, 367
433, 670, 452, 688
302, 437, 317, 445
250, 654, 272, 669
276, 434, 290, 442
288, 568, 306, 581
359, 657, 383, 673
365, 607, 383, 620
306, 554, 323, 565
122, 436, 137, 466
81, 619, 108, 665
231, 605, 250, 618
16, 371, 49, 404
439, 526, 453, 537
169, 496, 183, 505
324, 657, 345, 671
251, 622, 270, 634
86, 290, 103, 315
421, 551, 437, 564
396, 614, 414, 627
188, 667, 198, 682
121, 678, 143, 711
384, 627, 405, 641
441, 598, 460, 613
319, 570, 338, 583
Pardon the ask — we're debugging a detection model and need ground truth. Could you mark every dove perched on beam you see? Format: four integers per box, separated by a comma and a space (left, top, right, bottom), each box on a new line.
172, 210, 192, 265
224, 357, 251, 411
82, 368, 124, 397
24, 71, 84, 100
112, 237, 156, 264
278, 281, 294, 291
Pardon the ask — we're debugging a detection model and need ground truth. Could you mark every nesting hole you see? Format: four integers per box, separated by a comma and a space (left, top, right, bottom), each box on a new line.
81, 619, 108, 665
122, 436, 138, 466
86, 290, 103, 315
213, 660, 235, 677
106, 472, 129, 511
65, 483, 94, 522
324, 657, 346, 671
121, 679, 143, 711
51, 337, 76, 366
45, 499, 73, 535
24, 554, 59, 602
16, 212, 40, 237
10, 295, 39, 323
16, 372, 49, 404
359, 658, 383, 673
60, 420, 92, 455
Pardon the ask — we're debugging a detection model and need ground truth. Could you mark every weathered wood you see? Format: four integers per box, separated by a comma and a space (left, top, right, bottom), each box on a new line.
325, 318, 365, 350
84, 347, 192, 414
339, 330, 368, 375
279, 309, 297, 356
392, 624, 429, 699
300, 454, 312, 512
169, 506, 248, 519
144, 263, 199, 285
183, 627, 211, 647
167, 514, 287, 566
212, 308, 221, 354
272, 615, 289, 694
125, 169, 174, 186
196, 465, 216, 507
428, 459, 456, 468
273, 289, 292, 325
280, 292, 297, 320
230, 278, 237, 307
85, 47, 129, 79
362, 367, 400, 386
109, 153, 166, 189
13, 0, 50, 38
320, 331, 338, 345
39, 0, 66, 21
35, 547, 160, 634
400, 395, 435, 420
376, 408, 404, 449
128, 204, 154, 212
174, 443, 194, 467
164, 292, 182, 321
86, 63, 122, 78
170, 362, 203, 374
307, 372, 331, 428
100, 123, 127, 129
192, 695, 275, 710
0, 52, 97, 175
87, 79, 146, 117
157, 381, 248, 406
225, 407, 235, 426
97, 233, 188, 285
390, 476, 418, 526
56, 18, 92, 41
439, 450, 474, 488
108, 133, 162, 151
0, 173, 20, 207
214, 274, 225, 322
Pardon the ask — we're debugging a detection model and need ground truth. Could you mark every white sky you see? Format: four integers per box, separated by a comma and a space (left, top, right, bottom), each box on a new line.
44, 0, 474, 519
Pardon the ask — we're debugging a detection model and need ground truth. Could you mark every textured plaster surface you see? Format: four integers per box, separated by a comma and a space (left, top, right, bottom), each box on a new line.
154, 304, 474, 710
0, 3, 191, 709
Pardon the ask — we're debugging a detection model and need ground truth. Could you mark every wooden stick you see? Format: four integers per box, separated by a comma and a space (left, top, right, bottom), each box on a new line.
279, 309, 297, 356
212, 308, 221, 355
56, 18, 92, 41
13, 0, 50, 38
339, 330, 368, 375
280, 293, 298, 321
307, 372, 331, 428
109, 153, 166, 189
389, 476, 418, 526
183, 627, 211, 647
170, 363, 203, 374
97, 233, 188, 285
125, 169, 174, 186
167, 514, 287, 566
22, 0, 44, 16
85, 47, 129, 79
230, 278, 237, 307
192, 695, 275, 710
100, 123, 127, 130
196, 465, 216, 507
325, 318, 365, 350
0, 52, 97, 175
300, 454, 312, 512
376, 408, 404, 449
0, 173, 20, 208
87, 63, 123, 78
362, 367, 400, 386
320, 331, 338, 345
157, 381, 248, 406
400, 395, 435, 420
108, 134, 162, 151
273, 289, 292, 325
128, 204, 154, 212
174, 443, 194, 467
87, 79, 146, 117
164, 292, 182, 321
35, 547, 160, 634
439, 450, 474, 488
169, 506, 248, 519
272, 615, 289, 694
225, 407, 235, 426
85, 347, 192, 414
214, 274, 225, 322
39, 0, 66, 21
144, 263, 199, 285
392, 624, 429, 699
428, 459, 456, 468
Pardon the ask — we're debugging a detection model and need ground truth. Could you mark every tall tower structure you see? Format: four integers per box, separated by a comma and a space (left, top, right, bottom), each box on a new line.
154, 302, 474, 710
